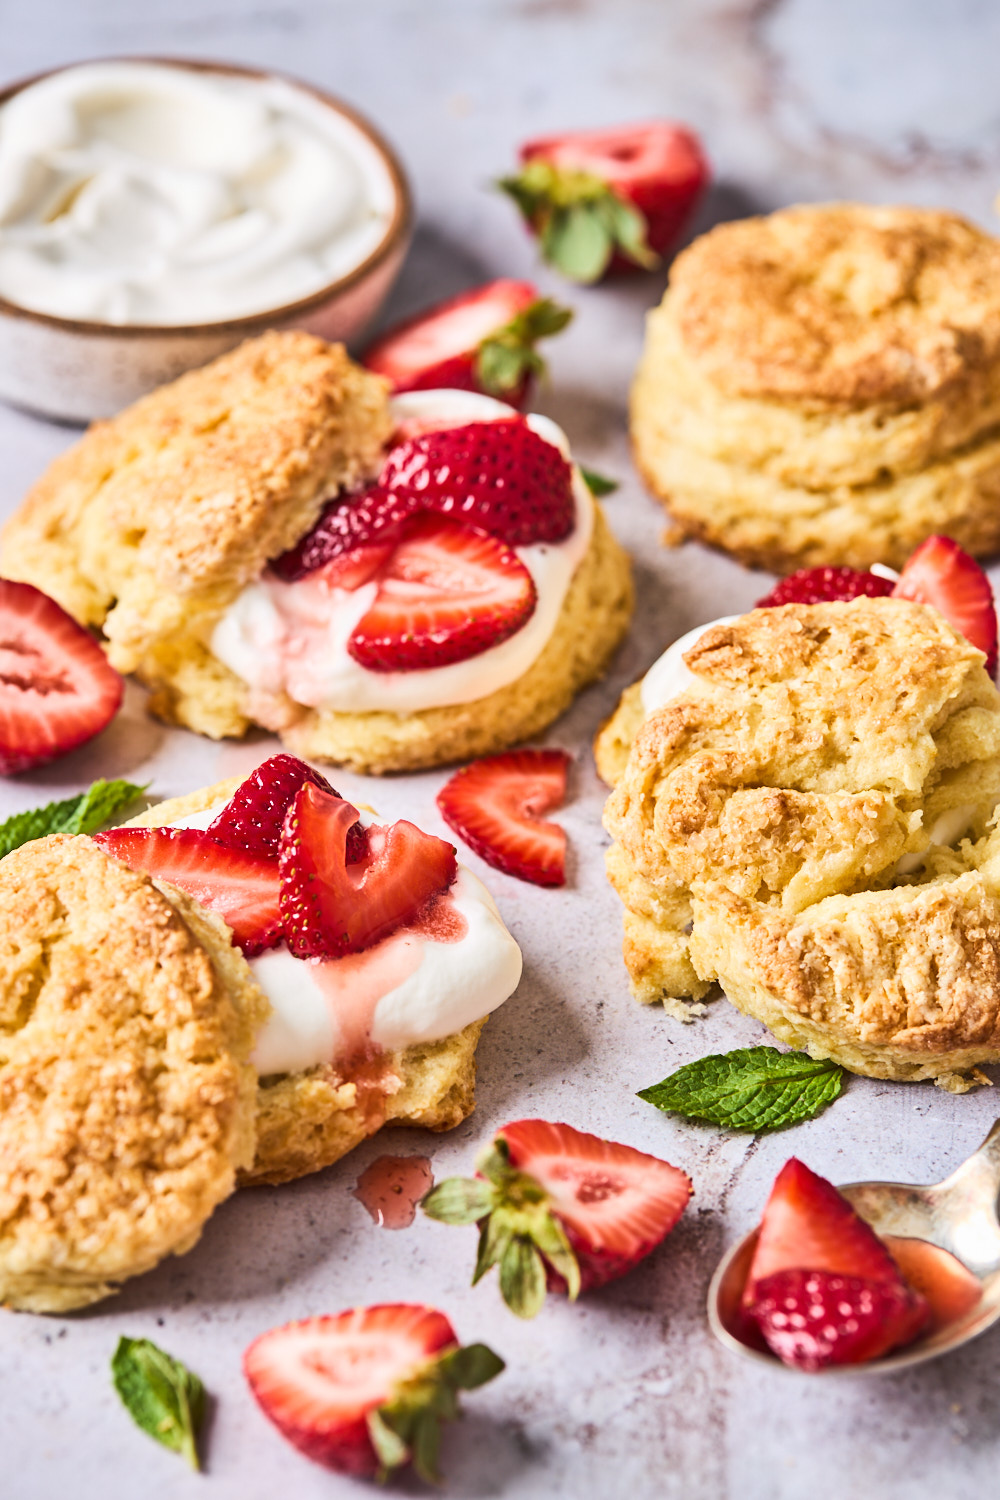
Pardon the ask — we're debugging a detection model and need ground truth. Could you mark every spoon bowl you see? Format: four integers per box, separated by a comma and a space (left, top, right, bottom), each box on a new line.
708, 1117, 1000, 1375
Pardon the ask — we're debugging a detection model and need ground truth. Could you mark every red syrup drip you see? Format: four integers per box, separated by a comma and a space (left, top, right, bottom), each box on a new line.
352, 1154, 434, 1229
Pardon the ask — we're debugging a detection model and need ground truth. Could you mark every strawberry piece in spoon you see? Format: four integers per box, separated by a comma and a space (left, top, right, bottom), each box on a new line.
243, 1304, 503, 1481
437, 748, 570, 887
363, 279, 571, 407
0, 578, 123, 774
278, 782, 457, 959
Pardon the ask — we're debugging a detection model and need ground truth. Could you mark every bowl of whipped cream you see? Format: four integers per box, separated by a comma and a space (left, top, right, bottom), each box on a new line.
0, 58, 412, 421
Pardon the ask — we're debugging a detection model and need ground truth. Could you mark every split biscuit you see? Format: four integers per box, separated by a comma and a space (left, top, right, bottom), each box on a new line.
601, 597, 1000, 1089
631, 204, 1000, 571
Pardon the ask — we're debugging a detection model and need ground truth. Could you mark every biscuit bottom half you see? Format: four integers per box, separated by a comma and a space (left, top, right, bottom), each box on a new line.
600, 597, 1000, 1092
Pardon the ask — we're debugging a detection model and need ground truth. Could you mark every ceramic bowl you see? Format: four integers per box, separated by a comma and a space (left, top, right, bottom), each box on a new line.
0, 58, 413, 423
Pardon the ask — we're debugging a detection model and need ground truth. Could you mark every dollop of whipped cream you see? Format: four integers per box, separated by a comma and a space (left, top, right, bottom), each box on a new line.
211, 389, 595, 714
0, 61, 396, 324
175, 802, 522, 1075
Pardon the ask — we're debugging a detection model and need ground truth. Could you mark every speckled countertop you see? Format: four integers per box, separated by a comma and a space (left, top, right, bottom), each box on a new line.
2, 4, 1000, 1497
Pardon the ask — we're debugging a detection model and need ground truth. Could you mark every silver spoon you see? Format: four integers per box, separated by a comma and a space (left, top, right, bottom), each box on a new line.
707, 1117, 1000, 1374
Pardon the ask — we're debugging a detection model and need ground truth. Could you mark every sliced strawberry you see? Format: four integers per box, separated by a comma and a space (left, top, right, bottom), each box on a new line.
750, 1268, 929, 1372
364, 279, 572, 407
207, 752, 367, 864
883, 1236, 982, 1334
278, 781, 457, 958
93, 826, 282, 956
892, 535, 998, 675
243, 1304, 503, 1481
0, 578, 123, 775
437, 749, 571, 887
422, 1119, 691, 1317
742, 1158, 905, 1307
269, 486, 415, 583
347, 516, 536, 673
756, 566, 895, 609
500, 121, 708, 282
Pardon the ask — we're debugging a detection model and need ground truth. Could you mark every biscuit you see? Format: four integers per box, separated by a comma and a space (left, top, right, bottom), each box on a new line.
131, 780, 494, 1184
1, 333, 633, 772
631, 204, 1000, 571
602, 598, 1000, 1089
0, 835, 265, 1312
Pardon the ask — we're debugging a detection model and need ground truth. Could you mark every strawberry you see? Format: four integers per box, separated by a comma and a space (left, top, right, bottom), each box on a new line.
278, 781, 457, 958
347, 516, 537, 672
93, 826, 282, 956
269, 487, 415, 583
243, 1304, 504, 1481
892, 534, 998, 676
422, 1118, 692, 1317
740, 1159, 929, 1371
756, 566, 895, 609
363, 279, 572, 407
499, 121, 708, 283
207, 752, 365, 863
750, 1269, 929, 1372
437, 748, 571, 887
0, 578, 123, 774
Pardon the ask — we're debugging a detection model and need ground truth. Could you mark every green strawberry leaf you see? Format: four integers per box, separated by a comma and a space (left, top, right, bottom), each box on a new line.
499, 1236, 547, 1319
543, 203, 613, 283
111, 1336, 205, 1470
529, 1208, 581, 1301
603, 193, 659, 269
497, 161, 657, 280
580, 466, 619, 497
473, 1211, 513, 1285
367, 1407, 410, 1479
0, 778, 146, 859
421, 1177, 495, 1225
476, 295, 574, 396
438, 1343, 506, 1391
638, 1046, 844, 1132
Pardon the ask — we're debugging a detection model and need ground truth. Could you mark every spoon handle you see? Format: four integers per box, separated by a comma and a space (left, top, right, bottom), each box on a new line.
937, 1116, 1000, 1204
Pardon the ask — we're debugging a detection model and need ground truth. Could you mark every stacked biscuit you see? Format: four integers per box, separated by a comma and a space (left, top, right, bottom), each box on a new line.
598, 597, 1000, 1092
631, 203, 1000, 572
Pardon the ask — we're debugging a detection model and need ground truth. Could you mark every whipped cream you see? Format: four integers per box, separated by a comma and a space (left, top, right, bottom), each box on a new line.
640, 615, 741, 715
174, 802, 522, 1075
0, 62, 396, 324
211, 390, 595, 713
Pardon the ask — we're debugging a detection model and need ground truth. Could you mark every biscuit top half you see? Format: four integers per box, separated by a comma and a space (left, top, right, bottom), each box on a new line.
0, 331, 391, 674
604, 597, 1000, 915
667, 204, 1000, 409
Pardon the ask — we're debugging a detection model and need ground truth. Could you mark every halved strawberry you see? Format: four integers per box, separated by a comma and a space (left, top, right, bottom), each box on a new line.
0, 578, 123, 774
364, 280, 572, 407
269, 487, 416, 583
499, 121, 708, 283
207, 752, 365, 863
93, 826, 282, 956
422, 1118, 692, 1317
243, 1304, 504, 1481
756, 566, 895, 609
347, 516, 537, 672
892, 535, 998, 675
750, 1269, 929, 1372
437, 749, 571, 887
278, 781, 457, 958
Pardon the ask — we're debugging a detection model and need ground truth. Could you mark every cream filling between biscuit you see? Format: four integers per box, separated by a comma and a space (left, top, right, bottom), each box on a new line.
175, 802, 523, 1074
209, 391, 595, 713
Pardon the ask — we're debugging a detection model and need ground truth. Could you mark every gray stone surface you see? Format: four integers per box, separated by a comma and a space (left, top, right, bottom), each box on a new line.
1, 2, 999, 1495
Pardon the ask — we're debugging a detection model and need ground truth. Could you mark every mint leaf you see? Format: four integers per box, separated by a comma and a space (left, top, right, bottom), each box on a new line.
111, 1336, 205, 1470
580, 466, 619, 497
0, 778, 146, 859
638, 1046, 843, 1132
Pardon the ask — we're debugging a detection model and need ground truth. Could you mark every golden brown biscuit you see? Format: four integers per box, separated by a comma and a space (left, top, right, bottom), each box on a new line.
131, 780, 496, 1183
0, 835, 265, 1312
631, 204, 1000, 571
602, 597, 1000, 1089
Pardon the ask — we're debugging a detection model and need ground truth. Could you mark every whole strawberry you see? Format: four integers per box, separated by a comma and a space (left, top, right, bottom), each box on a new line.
498, 121, 708, 283
422, 1118, 691, 1316
244, 1304, 504, 1480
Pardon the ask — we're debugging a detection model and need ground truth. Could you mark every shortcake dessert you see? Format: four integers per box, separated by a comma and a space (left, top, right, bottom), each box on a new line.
0, 331, 632, 773
631, 204, 1000, 572
96, 754, 522, 1185
599, 582, 1000, 1091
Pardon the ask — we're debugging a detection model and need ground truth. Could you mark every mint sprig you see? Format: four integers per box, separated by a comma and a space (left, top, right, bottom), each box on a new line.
497, 159, 657, 283
0, 777, 146, 859
111, 1336, 206, 1470
638, 1046, 843, 1132
580, 466, 619, 497
475, 296, 573, 397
